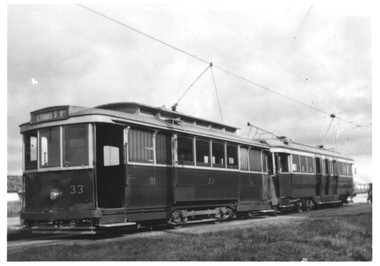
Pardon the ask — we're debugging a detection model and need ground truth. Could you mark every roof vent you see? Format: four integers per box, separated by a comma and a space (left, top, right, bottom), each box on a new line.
165, 118, 182, 125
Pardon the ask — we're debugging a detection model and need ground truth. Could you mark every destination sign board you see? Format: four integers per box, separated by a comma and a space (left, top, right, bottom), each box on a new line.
31, 108, 69, 124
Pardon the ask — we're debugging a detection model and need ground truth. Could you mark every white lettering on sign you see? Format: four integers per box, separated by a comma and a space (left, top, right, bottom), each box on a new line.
33, 109, 68, 123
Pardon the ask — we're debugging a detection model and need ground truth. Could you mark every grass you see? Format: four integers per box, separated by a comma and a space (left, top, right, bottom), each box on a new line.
8, 213, 372, 261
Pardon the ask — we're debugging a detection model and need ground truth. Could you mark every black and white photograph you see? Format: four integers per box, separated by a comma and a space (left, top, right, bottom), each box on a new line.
6, 1, 374, 261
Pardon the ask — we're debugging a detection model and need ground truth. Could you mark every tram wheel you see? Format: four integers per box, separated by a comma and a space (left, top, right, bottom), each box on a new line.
306, 199, 314, 211
295, 201, 303, 213
171, 223, 182, 229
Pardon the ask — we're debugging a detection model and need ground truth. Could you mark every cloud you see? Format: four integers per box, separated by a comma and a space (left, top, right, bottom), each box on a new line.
7, 4, 372, 179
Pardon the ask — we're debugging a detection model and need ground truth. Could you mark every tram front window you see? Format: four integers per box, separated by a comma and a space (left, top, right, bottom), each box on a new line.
63, 125, 89, 167
40, 127, 60, 168
23, 124, 90, 170
24, 131, 37, 170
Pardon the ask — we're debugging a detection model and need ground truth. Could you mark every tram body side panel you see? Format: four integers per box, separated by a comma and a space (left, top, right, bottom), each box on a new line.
211, 170, 239, 201
290, 173, 316, 198
277, 173, 292, 197
239, 172, 264, 202
125, 164, 173, 208
174, 168, 239, 203
337, 175, 354, 197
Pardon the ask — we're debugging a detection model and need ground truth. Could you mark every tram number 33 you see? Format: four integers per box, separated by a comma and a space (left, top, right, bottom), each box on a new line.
70, 185, 84, 194
208, 178, 215, 185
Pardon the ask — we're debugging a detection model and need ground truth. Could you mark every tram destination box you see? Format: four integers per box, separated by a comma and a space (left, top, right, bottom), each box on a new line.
30, 106, 86, 124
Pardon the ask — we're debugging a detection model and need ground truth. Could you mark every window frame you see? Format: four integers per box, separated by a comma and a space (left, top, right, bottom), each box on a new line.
128, 128, 155, 164
211, 141, 225, 168
292, 154, 300, 173
307, 157, 314, 173
177, 136, 195, 166
103, 145, 120, 166
155, 131, 172, 165
23, 131, 38, 171
249, 148, 262, 172
278, 153, 290, 173
22, 123, 93, 172
39, 126, 61, 168
240, 146, 249, 171
195, 138, 211, 167
63, 124, 89, 168
226, 144, 239, 169
324, 159, 330, 174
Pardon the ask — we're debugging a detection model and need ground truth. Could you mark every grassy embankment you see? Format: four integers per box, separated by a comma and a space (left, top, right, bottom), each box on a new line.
8, 213, 372, 261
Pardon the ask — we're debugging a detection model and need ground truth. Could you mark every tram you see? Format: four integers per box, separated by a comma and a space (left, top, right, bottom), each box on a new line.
20, 102, 275, 233
261, 138, 355, 212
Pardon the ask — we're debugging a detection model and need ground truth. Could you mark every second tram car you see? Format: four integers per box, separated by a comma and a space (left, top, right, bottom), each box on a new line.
261, 138, 354, 212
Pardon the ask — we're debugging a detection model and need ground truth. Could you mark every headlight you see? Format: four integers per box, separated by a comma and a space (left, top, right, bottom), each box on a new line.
50, 188, 61, 201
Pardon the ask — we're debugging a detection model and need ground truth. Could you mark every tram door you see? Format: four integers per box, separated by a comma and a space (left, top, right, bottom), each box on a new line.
322, 158, 332, 201
275, 153, 291, 197
262, 152, 270, 201
332, 160, 339, 201
96, 123, 125, 208
265, 152, 278, 205
315, 157, 322, 196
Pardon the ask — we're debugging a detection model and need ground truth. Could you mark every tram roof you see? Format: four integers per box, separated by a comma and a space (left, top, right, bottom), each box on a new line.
20, 102, 268, 148
260, 138, 354, 161
95, 102, 240, 132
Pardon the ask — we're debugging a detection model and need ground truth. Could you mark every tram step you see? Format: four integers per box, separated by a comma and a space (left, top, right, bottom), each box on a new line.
167, 218, 218, 227
278, 204, 294, 209
316, 200, 342, 205
32, 225, 96, 234
32, 230, 96, 235
98, 222, 136, 228
259, 209, 276, 213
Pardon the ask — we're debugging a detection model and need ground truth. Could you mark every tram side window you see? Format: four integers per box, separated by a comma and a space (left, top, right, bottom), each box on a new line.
348, 164, 353, 176
332, 161, 337, 175
212, 142, 225, 168
156, 133, 172, 165
24, 131, 37, 170
196, 139, 210, 167
40, 127, 61, 168
300, 156, 307, 173
240, 147, 249, 171
342, 163, 347, 175
337, 162, 343, 175
292, 155, 300, 172
343, 163, 349, 175
249, 149, 261, 171
324, 159, 330, 174
278, 153, 289, 172
63, 125, 89, 167
262, 153, 268, 173
129, 129, 154, 163
104, 146, 119, 166
178, 136, 194, 165
227, 144, 238, 169
307, 157, 314, 173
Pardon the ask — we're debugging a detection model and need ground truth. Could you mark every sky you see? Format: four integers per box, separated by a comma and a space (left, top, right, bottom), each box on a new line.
6, 2, 374, 181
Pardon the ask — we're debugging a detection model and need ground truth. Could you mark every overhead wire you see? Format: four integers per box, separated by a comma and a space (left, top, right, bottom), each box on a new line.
212, 64, 331, 116
216, 5, 346, 83
210, 65, 224, 123
77, 4, 209, 66
206, 5, 350, 116
77, 4, 357, 126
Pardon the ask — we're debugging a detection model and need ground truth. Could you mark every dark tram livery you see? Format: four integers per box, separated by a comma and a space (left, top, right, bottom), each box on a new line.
260, 139, 354, 212
20, 102, 354, 233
